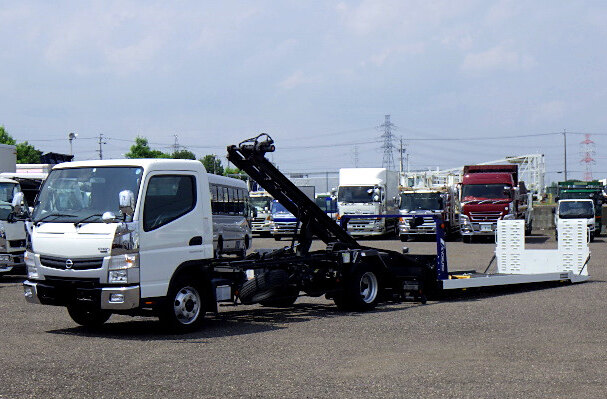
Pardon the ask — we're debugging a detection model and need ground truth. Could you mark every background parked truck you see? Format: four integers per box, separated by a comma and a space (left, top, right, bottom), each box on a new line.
337, 168, 399, 236
459, 164, 532, 242
553, 199, 596, 241
556, 180, 603, 236
398, 186, 459, 241
249, 190, 273, 236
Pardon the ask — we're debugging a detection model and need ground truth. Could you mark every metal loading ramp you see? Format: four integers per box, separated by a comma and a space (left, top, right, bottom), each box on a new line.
442, 219, 590, 290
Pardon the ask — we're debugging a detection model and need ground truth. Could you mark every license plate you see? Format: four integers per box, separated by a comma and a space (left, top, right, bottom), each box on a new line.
480, 224, 492, 232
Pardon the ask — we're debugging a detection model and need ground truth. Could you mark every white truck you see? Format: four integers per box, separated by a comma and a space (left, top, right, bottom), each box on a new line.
249, 190, 273, 236
337, 168, 399, 236
553, 199, 596, 241
0, 177, 27, 277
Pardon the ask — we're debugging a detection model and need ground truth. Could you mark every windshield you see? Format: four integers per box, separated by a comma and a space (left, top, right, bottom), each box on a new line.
271, 201, 293, 215
251, 196, 272, 211
32, 167, 143, 223
559, 201, 594, 218
315, 196, 337, 213
462, 184, 510, 201
400, 192, 441, 211
338, 186, 379, 203
0, 182, 20, 221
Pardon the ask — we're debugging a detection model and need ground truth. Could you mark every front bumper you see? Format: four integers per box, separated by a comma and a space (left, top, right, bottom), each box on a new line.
461, 222, 498, 236
23, 280, 140, 310
0, 253, 25, 274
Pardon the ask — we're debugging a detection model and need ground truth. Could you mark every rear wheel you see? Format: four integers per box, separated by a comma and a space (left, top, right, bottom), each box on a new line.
399, 234, 409, 242
239, 269, 290, 305
463, 235, 472, 243
334, 264, 381, 311
525, 221, 533, 236
67, 305, 111, 328
159, 276, 205, 333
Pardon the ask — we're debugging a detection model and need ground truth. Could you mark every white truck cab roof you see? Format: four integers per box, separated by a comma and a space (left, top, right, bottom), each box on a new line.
51, 159, 206, 173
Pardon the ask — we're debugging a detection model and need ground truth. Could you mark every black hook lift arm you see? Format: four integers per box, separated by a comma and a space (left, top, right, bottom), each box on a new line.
227, 134, 360, 255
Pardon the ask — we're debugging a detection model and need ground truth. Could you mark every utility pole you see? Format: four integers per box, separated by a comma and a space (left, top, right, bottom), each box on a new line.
354, 145, 359, 167
399, 137, 404, 174
563, 129, 567, 181
97, 133, 107, 160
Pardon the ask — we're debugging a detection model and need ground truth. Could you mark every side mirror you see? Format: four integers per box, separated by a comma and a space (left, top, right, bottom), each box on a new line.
551, 208, 556, 214
119, 190, 135, 216
12, 192, 25, 215
373, 195, 380, 202
102, 211, 117, 224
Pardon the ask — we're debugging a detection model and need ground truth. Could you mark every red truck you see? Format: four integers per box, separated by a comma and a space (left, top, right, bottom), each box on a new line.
459, 165, 533, 242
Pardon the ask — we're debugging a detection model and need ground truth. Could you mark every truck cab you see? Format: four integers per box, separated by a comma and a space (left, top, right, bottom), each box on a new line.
23, 159, 216, 329
554, 199, 595, 241
459, 165, 532, 242
249, 191, 273, 236
337, 168, 399, 236
398, 190, 444, 241
270, 199, 299, 240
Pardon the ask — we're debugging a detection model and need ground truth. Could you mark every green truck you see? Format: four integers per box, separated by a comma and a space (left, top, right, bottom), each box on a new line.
557, 180, 604, 235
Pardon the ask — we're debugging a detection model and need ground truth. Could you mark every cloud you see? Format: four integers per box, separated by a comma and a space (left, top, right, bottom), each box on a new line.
530, 100, 567, 124
461, 45, 536, 72
278, 70, 316, 90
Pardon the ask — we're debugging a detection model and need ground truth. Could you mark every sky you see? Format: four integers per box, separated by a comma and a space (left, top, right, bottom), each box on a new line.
1, 0, 607, 182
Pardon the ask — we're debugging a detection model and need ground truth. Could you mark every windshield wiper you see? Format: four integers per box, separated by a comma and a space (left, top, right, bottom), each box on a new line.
74, 213, 103, 225
34, 213, 78, 224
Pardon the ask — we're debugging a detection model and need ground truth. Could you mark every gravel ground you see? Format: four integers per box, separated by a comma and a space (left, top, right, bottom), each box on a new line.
1, 230, 605, 398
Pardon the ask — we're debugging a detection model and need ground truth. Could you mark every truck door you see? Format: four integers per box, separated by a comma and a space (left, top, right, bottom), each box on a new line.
138, 172, 208, 298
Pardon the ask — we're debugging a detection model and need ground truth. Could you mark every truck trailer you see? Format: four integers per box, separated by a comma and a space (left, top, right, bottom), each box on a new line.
459, 164, 532, 242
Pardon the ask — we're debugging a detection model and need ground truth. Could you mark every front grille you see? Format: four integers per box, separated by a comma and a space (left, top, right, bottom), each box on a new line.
469, 212, 502, 222
43, 276, 101, 288
8, 239, 26, 248
40, 255, 104, 270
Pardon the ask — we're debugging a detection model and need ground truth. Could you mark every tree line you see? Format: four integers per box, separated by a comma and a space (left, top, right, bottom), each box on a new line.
0, 127, 244, 179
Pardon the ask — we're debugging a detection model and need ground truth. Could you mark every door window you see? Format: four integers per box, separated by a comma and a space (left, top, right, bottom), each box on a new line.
143, 175, 196, 231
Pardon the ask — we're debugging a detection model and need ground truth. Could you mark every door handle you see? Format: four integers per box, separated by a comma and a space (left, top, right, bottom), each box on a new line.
189, 236, 202, 246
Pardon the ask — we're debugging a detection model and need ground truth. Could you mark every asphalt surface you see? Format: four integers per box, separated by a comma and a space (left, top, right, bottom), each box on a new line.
1, 230, 606, 398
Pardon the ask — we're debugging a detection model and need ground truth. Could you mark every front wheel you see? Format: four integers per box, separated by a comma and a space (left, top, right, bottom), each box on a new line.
159, 277, 205, 333
67, 305, 111, 328
334, 264, 381, 311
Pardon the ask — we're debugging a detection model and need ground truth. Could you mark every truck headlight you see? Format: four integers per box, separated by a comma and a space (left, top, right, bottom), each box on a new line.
108, 253, 139, 270
108, 270, 128, 284
24, 251, 39, 279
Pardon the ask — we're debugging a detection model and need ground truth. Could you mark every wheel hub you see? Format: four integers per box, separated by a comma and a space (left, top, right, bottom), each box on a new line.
173, 287, 201, 325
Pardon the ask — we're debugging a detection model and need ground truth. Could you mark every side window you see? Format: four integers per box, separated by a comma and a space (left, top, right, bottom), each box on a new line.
143, 175, 196, 231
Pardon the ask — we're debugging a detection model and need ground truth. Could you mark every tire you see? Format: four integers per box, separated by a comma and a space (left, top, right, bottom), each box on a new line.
67, 305, 111, 328
463, 235, 472, 243
334, 264, 381, 312
239, 269, 289, 304
260, 286, 299, 307
159, 276, 205, 333
274, 236, 281, 241
399, 234, 409, 242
